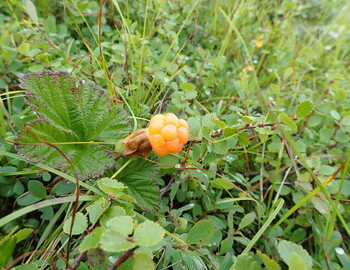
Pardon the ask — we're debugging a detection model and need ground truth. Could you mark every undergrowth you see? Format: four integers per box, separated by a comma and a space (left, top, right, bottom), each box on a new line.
0, 0, 350, 269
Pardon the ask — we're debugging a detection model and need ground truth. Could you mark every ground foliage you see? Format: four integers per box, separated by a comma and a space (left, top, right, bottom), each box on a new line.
0, 0, 350, 269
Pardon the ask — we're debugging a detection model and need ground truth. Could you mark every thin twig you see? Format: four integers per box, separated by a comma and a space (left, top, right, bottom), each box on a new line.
160, 176, 175, 198
67, 252, 86, 270
5, 250, 61, 270
210, 122, 283, 138
106, 248, 136, 270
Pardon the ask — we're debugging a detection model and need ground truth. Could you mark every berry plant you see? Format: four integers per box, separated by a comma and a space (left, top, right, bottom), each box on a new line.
0, 0, 350, 270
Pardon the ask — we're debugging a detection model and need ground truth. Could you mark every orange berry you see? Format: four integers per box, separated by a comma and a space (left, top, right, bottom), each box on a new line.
149, 119, 164, 135
166, 138, 183, 153
179, 119, 189, 129
178, 126, 189, 143
153, 147, 170, 156
150, 114, 165, 123
147, 114, 189, 156
149, 134, 165, 148
164, 113, 179, 126
161, 125, 178, 141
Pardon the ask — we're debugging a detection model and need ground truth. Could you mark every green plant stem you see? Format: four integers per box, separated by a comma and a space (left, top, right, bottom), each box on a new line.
242, 198, 284, 255
111, 157, 135, 179
34, 204, 67, 254
0, 195, 97, 227
0, 151, 105, 197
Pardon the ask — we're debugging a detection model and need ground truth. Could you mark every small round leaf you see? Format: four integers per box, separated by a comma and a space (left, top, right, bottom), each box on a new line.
79, 227, 104, 253
100, 229, 135, 252
97, 178, 127, 194
28, 180, 46, 198
63, 213, 88, 235
186, 220, 215, 245
277, 240, 313, 269
133, 221, 164, 247
132, 253, 155, 270
106, 216, 134, 236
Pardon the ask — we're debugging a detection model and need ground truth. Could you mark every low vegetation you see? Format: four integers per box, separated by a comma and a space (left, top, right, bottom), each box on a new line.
0, 0, 349, 269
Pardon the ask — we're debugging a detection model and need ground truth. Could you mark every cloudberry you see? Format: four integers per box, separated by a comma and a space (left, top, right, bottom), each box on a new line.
148, 113, 189, 156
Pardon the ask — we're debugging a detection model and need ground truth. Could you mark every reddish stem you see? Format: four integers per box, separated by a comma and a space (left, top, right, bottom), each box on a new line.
106, 248, 136, 270
210, 122, 283, 138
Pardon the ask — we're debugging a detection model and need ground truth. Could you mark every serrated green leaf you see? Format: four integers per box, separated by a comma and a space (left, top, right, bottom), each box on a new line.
63, 213, 88, 235
212, 118, 226, 129
230, 253, 262, 270
186, 220, 214, 245
86, 197, 110, 225
134, 221, 164, 247
296, 101, 313, 119
97, 178, 127, 195
106, 216, 134, 236
116, 159, 160, 211
15, 71, 130, 180
132, 253, 155, 270
100, 205, 127, 227
100, 229, 135, 252
257, 250, 281, 270
28, 180, 46, 198
277, 240, 312, 269
279, 112, 297, 131
79, 227, 104, 253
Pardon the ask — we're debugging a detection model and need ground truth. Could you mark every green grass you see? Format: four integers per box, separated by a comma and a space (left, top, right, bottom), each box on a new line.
0, 0, 350, 269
